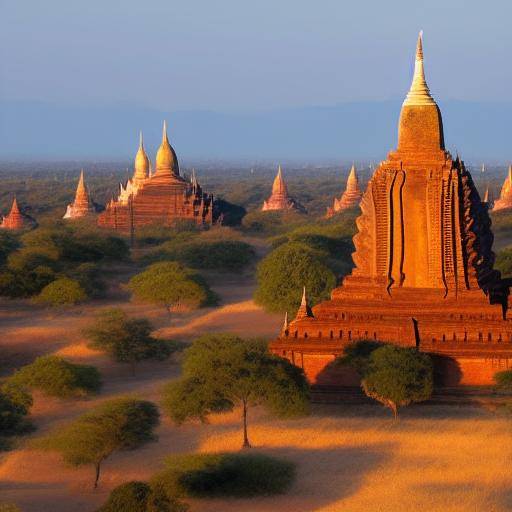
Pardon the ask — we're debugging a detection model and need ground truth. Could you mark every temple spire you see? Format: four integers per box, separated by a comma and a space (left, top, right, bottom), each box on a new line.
403, 31, 436, 107
162, 120, 168, 143
295, 286, 314, 320
280, 311, 289, 335
10, 196, 20, 215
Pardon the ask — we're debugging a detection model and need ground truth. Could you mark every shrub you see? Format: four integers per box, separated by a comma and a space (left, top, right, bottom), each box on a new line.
85, 309, 180, 372
35, 277, 87, 306
0, 231, 20, 264
0, 504, 22, 512
241, 210, 306, 235
0, 382, 33, 435
338, 340, 384, 377
254, 242, 336, 313
34, 397, 160, 488
495, 247, 512, 277
146, 240, 255, 271
128, 262, 216, 310
362, 345, 433, 419
152, 452, 295, 498
162, 333, 309, 448
8, 355, 101, 398
97, 481, 188, 512
494, 369, 512, 390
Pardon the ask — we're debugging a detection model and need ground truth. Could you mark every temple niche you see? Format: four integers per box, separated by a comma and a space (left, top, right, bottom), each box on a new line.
492, 165, 512, 211
63, 170, 98, 219
1, 198, 36, 230
97, 122, 213, 231
262, 166, 305, 212
270, 33, 512, 387
326, 164, 362, 218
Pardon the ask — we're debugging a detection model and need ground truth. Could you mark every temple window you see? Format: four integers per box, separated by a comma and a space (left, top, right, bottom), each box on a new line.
373, 332, 377, 340
339, 330, 343, 339
304, 332, 308, 338
330, 331, 334, 339
453, 333, 456, 341
318, 331, 322, 338
442, 334, 446, 342
478, 332, 483, 342
348, 331, 352, 341
488, 333, 492, 342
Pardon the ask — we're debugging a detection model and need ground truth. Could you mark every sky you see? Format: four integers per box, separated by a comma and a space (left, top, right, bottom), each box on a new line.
1, 0, 512, 112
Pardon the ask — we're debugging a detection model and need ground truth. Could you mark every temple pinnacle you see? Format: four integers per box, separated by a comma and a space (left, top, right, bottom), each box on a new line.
162, 120, 168, 143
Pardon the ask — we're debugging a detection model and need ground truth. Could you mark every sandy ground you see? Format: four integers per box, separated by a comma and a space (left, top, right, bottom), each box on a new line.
2, 272, 512, 511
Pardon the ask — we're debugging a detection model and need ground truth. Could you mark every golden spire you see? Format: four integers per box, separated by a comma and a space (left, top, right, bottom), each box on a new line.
346, 164, 359, 191
134, 131, 149, 181
403, 31, 436, 107
295, 286, 314, 320
75, 170, 90, 204
272, 165, 288, 196
155, 120, 179, 175
483, 187, 489, 204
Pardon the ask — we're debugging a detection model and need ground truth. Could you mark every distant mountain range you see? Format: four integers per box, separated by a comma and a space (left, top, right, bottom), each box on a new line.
0, 99, 511, 162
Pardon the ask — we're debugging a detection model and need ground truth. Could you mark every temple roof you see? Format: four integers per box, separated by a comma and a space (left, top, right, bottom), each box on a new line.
272, 165, 288, 196
155, 120, 180, 176
134, 131, 149, 181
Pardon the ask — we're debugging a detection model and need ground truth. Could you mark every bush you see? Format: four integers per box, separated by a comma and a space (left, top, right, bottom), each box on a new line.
254, 242, 337, 313
145, 240, 255, 271
0, 231, 20, 265
97, 481, 188, 512
337, 340, 384, 377
362, 345, 433, 418
152, 452, 295, 498
8, 355, 101, 398
0, 504, 22, 512
35, 277, 87, 306
495, 247, 512, 277
85, 309, 181, 371
494, 369, 512, 390
128, 262, 216, 310
241, 210, 306, 235
0, 382, 33, 435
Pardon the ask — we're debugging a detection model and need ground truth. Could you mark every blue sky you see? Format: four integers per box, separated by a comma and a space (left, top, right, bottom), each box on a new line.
2, 0, 511, 111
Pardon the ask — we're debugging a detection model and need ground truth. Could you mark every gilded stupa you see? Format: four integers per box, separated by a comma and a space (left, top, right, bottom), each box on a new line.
326, 164, 362, 218
1, 198, 36, 230
98, 122, 213, 231
262, 166, 305, 212
63, 170, 97, 219
270, 33, 511, 387
492, 166, 512, 211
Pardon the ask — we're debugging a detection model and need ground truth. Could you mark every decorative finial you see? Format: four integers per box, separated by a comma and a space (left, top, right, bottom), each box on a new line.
139, 131, 144, 149
301, 286, 307, 306
416, 30, 424, 61
162, 120, 168, 143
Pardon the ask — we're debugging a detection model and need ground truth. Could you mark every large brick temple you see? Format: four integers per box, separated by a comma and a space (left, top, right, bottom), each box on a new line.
98, 123, 213, 231
270, 33, 512, 387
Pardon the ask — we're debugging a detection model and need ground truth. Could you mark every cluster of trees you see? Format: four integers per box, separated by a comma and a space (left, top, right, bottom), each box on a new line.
0, 223, 128, 305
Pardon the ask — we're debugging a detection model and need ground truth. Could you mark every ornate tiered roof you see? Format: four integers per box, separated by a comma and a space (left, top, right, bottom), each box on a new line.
63, 170, 97, 219
1, 198, 36, 230
326, 164, 362, 217
262, 166, 305, 212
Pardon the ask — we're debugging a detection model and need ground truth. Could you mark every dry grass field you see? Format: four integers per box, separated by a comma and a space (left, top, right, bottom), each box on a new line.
1, 273, 512, 512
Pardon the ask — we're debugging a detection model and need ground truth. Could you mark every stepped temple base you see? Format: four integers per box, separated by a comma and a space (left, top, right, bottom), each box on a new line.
269, 284, 512, 387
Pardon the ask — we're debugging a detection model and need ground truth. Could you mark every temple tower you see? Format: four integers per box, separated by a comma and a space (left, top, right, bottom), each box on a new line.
493, 166, 512, 211
1, 198, 36, 230
270, 33, 510, 387
63, 170, 96, 219
326, 164, 362, 217
262, 165, 305, 212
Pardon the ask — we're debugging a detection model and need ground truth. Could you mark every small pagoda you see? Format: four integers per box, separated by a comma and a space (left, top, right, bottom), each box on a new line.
97, 122, 213, 231
492, 166, 512, 211
270, 33, 512, 387
63, 170, 97, 219
262, 166, 305, 212
326, 164, 362, 218
1, 198, 36, 230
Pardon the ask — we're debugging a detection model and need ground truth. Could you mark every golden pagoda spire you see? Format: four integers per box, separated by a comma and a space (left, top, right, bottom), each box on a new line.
295, 286, 314, 320
155, 120, 179, 175
134, 130, 149, 181
403, 31, 436, 107
75, 169, 90, 204
347, 164, 359, 191
272, 165, 288, 196
10, 196, 20, 215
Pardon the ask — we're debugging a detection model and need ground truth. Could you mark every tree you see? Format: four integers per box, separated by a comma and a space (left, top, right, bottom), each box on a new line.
34, 398, 160, 488
85, 309, 179, 373
254, 242, 337, 313
8, 355, 101, 398
361, 345, 433, 419
127, 262, 216, 311
494, 369, 512, 391
495, 247, 512, 277
162, 334, 309, 448
35, 277, 87, 306
0, 383, 33, 435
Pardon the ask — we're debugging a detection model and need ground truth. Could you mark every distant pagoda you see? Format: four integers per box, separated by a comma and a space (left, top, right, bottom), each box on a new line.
98, 122, 213, 231
262, 166, 305, 212
1, 198, 36, 230
492, 165, 512, 211
63, 170, 97, 219
326, 164, 362, 218
270, 33, 511, 387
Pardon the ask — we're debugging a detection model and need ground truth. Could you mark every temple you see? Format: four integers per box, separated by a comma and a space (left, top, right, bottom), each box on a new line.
1, 198, 36, 230
270, 33, 512, 387
492, 166, 512, 211
326, 164, 362, 218
262, 166, 305, 212
63, 170, 97, 219
97, 122, 213, 231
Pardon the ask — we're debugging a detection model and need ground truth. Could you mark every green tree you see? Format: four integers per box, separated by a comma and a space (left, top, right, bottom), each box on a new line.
35, 277, 87, 306
362, 345, 433, 419
8, 355, 101, 398
494, 369, 512, 391
0, 382, 33, 436
162, 334, 309, 448
495, 247, 512, 277
85, 309, 178, 373
128, 262, 216, 311
34, 398, 159, 488
254, 242, 337, 313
